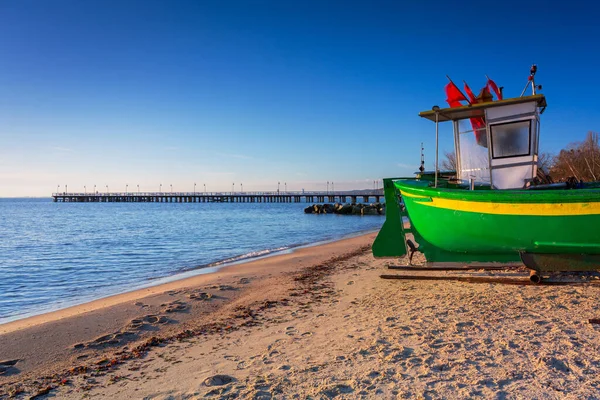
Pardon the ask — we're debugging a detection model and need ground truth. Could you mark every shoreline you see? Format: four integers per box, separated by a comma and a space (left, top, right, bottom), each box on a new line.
0, 232, 377, 397
0, 232, 376, 334
0, 228, 379, 328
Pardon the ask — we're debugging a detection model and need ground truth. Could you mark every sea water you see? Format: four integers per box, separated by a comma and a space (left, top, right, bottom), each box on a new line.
0, 198, 383, 323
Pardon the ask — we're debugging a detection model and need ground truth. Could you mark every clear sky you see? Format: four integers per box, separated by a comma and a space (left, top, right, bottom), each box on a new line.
1, 0, 598, 196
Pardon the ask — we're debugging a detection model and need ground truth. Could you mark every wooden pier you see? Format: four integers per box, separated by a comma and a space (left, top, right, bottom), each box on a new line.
52, 191, 383, 204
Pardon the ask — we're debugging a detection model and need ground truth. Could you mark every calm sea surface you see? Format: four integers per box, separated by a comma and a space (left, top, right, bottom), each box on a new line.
0, 198, 383, 323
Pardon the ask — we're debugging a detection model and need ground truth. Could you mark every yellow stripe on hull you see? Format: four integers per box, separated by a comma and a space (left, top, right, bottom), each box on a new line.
401, 191, 600, 216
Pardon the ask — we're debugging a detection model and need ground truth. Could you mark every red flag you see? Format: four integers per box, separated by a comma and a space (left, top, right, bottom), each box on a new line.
470, 117, 488, 147
445, 81, 467, 107
487, 78, 502, 100
463, 82, 477, 104
446, 79, 489, 147
469, 83, 489, 147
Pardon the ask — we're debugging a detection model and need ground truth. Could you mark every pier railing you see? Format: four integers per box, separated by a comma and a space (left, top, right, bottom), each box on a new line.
51, 191, 384, 204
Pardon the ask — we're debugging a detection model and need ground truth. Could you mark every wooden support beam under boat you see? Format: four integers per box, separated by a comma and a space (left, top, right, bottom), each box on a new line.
386, 265, 516, 271
379, 274, 600, 286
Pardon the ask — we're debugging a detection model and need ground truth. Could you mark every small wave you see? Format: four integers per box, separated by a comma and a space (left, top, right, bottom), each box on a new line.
207, 247, 290, 267
175, 246, 292, 274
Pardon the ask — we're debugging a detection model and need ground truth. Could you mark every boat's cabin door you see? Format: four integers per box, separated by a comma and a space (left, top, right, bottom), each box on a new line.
484, 100, 539, 189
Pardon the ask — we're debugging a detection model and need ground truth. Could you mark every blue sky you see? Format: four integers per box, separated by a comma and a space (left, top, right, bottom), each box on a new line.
1, 0, 598, 196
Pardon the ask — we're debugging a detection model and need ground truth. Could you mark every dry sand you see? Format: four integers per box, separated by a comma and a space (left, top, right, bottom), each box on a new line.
2, 232, 600, 399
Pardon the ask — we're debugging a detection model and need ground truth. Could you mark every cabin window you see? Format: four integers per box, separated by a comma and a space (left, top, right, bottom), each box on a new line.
490, 120, 531, 159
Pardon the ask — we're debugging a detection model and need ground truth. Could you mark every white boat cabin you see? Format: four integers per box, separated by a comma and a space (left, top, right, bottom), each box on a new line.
419, 94, 547, 190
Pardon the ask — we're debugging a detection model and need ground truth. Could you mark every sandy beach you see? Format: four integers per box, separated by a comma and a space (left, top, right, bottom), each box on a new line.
2, 232, 600, 399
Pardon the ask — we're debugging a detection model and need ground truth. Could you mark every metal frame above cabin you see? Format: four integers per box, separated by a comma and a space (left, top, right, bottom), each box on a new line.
418, 94, 547, 123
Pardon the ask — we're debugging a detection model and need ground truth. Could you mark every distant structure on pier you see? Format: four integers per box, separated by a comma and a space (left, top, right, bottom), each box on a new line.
52, 190, 383, 204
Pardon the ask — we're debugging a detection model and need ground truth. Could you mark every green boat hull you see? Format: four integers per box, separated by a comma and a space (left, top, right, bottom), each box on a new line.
372, 178, 600, 272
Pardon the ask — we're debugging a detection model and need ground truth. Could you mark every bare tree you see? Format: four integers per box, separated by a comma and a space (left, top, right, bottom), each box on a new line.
550, 131, 600, 182
537, 152, 555, 174
441, 151, 456, 171
535, 152, 555, 184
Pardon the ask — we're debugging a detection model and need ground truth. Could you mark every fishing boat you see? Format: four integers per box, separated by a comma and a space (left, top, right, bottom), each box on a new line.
372, 65, 600, 283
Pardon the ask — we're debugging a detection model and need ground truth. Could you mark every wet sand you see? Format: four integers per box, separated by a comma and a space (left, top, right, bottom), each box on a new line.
3, 232, 600, 399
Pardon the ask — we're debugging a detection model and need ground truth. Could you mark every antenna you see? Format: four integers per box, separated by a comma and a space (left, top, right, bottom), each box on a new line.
419, 142, 425, 173
520, 64, 542, 97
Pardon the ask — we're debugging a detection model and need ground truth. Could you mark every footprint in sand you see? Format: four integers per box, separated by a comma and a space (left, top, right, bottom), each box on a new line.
81, 331, 129, 348
0, 359, 20, 375
163, 301, 188, 313
455, 321, 475, 330
538, 356, 571, 373
407, 357, 423, 366
97, 334, 118, 346
252, 390, 273, 400
319, 383, 354, 397
114, 331, 136, 339
129, 318, 144, 330
94, 334, 114, 343
203, 374, 235, 386
145, 314, 169, 324
368, 371, 381, 379
285, 327, 297, 336
189, 291, 212, 301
